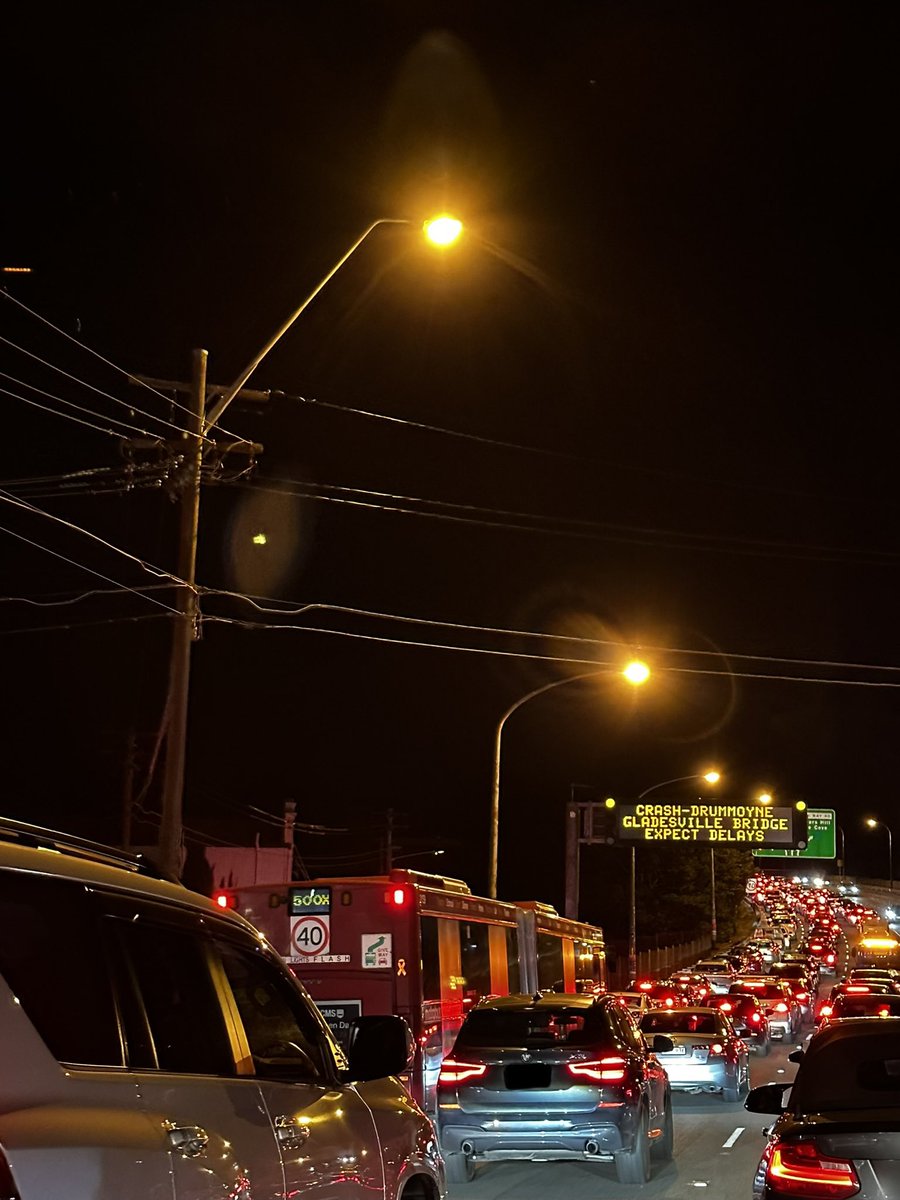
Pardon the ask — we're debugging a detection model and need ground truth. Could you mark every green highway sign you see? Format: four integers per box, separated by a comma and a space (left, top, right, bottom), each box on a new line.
754, 808, 835, 859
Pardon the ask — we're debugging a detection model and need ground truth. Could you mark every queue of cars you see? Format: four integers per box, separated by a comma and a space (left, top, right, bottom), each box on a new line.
744, 872, 900, 1199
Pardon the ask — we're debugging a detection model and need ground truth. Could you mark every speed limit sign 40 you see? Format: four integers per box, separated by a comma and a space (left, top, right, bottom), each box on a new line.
290, 914, 331, 957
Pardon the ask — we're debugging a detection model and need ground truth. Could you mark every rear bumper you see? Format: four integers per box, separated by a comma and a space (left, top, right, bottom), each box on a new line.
436, 1110, 634, 1161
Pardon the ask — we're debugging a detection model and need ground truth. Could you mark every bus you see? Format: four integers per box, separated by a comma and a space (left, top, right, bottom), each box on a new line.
215, 868, 606, 1109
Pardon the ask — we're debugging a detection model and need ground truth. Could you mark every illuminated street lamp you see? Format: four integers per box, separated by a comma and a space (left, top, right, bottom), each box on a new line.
631, 769, 723, 979
158, 216, 463, 880
489, 660, 650, 900
865, 818, 894, 892
757, 791, 774, 805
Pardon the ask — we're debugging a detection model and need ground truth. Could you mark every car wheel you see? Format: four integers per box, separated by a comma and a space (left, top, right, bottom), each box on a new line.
722, 1070, 740, 1103
650, 1097, 674, 1162
740, 1058, 751, 1097
615, 1107, 651, 1185
443, 1151, 475, 1184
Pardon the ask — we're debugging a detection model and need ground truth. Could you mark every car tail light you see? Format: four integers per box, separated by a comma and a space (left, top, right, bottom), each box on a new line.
438, 1059, 488, 1085
568, 1056, 628, 1083
796, 992, 809, 1004
845, 986, 870, 994
706, 1042, 725, 1057
819, 1004, 834, 1018
212, 889, 237, 909
766, 1138, 860, 1197
719, 1001, 733, 1013
826, 953, 836, 965
775, 1002, 789, 1013
751, 1012, 761, 1024
663, 996, 674, 1008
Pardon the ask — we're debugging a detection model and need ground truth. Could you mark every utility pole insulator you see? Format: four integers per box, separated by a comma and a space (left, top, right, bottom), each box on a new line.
284, 799, 297, 847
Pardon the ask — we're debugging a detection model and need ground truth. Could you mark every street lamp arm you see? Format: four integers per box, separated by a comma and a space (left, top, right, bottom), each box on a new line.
204, 218, 410, 431
489, 667, 615, 899
638, 775, 704, 800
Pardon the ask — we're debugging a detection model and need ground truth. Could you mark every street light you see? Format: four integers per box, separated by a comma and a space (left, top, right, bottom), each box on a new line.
865, 818, 894, 892
630, 770, 723, 980
488, 660, 650, 900
157, 216, 463, 880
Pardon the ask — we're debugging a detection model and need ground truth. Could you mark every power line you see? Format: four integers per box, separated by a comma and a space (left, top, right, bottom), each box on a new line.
233, 477, 900, 569
199, 614, 900, 687
0, 289, 246, 443
0, 335, 219, 446
203, 589, 900, 677
0, 491, 191, 613
282, 391, 833, 503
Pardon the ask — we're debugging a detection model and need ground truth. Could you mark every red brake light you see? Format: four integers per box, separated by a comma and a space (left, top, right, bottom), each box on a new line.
638, 980, 653, 991
707, 1042, 725, 1056
826, 953, 836, 964
775, 1002, 789, 1013
796, 992, 809, 1003
438, 1059, 487, 1085
766, 1139, 860, 1196
664, 997, 674, 1007
720, 1001, 733, 1012
751, 1012, 761, 1023
212, 890, 237, 910
820, 1004, 834, 1017
568, 1056, 627, 1083
386, 886, 409, 907
846, 986, 870, 994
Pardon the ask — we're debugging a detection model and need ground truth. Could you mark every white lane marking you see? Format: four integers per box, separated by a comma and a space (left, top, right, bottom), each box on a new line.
722, 1126, 745, 1149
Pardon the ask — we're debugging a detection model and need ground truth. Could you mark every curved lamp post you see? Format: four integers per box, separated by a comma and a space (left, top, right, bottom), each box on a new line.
630, 770, 722, 980
158, 215, 463, 879
488, 661, 649, 900
865, 818, 894, 892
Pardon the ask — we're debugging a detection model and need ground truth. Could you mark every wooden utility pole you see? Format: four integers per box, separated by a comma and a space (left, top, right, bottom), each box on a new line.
158, 349, 206, 880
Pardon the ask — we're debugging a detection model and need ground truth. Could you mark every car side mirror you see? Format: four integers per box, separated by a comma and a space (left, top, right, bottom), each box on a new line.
744, 1081, 791, 1114
651, 1034, 674, 1053
345, 1015, 414, 1082
788, 1047, 805, 1064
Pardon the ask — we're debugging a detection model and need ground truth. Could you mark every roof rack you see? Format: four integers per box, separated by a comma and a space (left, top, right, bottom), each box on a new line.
0, 815, 176, 882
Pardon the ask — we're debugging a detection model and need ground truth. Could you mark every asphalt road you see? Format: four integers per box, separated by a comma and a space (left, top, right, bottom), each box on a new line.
447, 910, 854, 1199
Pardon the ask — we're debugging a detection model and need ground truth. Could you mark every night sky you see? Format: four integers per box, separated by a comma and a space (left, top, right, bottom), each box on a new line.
2, 3, 897, 930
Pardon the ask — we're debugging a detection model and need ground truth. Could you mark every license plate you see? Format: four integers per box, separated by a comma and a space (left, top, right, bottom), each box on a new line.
666, 1045, 687, 1055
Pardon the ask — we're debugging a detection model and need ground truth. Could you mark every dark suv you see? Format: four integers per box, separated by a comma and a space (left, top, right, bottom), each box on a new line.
435, 992, 674, 1186
745, 1019, 900, 1198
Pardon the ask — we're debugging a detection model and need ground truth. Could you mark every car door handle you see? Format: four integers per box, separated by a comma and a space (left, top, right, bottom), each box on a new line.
274, 1114, 310, 1150
165, 1123, 210, 1159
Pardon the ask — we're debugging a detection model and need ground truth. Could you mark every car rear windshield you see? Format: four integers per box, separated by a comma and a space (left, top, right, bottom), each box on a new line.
792, 1031, 900, 1111
832, 997, 900, 1019
640, 1011, 723, 1036
732, 984, 786, 1001
455, 1006, 611, 1048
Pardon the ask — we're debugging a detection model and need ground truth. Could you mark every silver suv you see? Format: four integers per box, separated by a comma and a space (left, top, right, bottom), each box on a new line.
0, 817, 445, 1200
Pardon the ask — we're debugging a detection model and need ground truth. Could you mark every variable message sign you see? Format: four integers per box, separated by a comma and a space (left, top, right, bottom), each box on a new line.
612, 801, 808, 848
